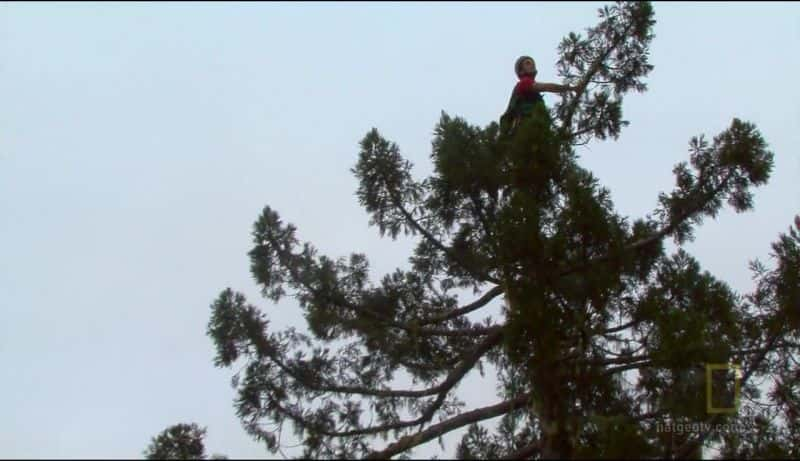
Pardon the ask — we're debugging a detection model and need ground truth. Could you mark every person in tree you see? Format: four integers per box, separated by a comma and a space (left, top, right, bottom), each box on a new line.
499, 55, 576, 135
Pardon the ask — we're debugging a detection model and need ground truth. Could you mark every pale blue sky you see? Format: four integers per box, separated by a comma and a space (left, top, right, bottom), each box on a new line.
1, 2, 798, 458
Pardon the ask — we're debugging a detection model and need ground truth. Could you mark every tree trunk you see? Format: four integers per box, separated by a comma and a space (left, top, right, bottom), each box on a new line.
538, 396, 573, 459
532, 353, 574, 459
505, 283, 575, 459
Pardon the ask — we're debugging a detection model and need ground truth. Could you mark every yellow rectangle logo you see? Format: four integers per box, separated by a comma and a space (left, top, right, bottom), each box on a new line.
706, 363, 742, 414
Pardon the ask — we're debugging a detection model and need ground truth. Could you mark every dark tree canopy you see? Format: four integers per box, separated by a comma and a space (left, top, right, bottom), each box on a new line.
144, 423, 208, 460
154, 1, 799, 459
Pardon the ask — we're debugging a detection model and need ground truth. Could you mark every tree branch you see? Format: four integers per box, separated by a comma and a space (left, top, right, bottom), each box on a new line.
579, 354, 651, 367
365, 393, 533, 460
265, 226, 496, 338
597, 318, 642, 335
406, 324, 499, 337
261, 327, 507, 443
382, 173, 501, 285
419, 285, 505, 326
557, 22, 635, 140
558, 171, 735, 279
269, 327, 504, 402
500, 440, 541, 460
600, 360, 654, 378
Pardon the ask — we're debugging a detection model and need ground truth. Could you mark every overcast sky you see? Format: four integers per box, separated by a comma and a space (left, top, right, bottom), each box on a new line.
1, 1, 798, 459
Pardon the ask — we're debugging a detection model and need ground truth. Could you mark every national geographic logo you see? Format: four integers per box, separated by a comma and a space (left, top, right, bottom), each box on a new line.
706, 363, 742, 414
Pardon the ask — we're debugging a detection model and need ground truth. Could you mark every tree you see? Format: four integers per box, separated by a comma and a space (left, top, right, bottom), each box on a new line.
144, 423, 208, 460
160, 1, 799, 458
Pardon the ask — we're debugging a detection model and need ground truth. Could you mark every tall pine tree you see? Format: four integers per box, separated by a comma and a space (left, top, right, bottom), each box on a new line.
154, 2, 799, 458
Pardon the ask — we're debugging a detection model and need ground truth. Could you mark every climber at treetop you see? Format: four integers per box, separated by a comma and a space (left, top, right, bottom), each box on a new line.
500, 55, 577, 135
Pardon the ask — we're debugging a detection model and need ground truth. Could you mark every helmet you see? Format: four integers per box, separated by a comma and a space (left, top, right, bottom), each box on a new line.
514, 55, 537, 78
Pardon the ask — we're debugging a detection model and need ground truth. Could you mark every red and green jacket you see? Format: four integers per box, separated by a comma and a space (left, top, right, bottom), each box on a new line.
500, 75, 545, 131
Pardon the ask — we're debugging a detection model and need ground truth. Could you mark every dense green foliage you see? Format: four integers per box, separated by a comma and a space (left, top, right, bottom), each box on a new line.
144, 423, 208, 460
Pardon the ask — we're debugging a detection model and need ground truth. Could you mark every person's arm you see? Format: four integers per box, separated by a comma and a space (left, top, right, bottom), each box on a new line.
531, 82, 577, 94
